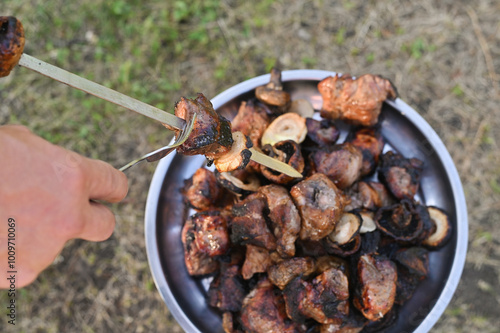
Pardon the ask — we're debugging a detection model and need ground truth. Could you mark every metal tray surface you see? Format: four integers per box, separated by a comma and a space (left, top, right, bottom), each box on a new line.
145, 70, 468, 333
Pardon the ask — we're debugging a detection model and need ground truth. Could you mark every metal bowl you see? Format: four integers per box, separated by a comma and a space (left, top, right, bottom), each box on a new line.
145, 70, 468, 333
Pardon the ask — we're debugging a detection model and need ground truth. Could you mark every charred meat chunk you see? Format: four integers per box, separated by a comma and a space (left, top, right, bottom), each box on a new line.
311, 143, 363, 189
283, 277, 310, 323
394, 247, 429, 305
348, 127, 384, 176
208, 264, 247, 312
318, 74, 397, 126
191, 211, 230, 257
240, 278, 301, 333
181, 215, 219, 276
283, 268, 350, 325
305, 118, 340, 146
378, 151, 424, 200
268, 257, 316, 290
290, 173, 345, 241
353, 254, 397, 321
301, 268, 350, 324
242, 245, 273, 280
259, 184, 302, 257
230, 193, 277, 250
345, 181, 392, 211
319, 310, 366, 333
175, 93, 234, 159
183, 167, 222, 210
261, 140, 305, 185
232, 99, 271, 148
0, 16, 25, 78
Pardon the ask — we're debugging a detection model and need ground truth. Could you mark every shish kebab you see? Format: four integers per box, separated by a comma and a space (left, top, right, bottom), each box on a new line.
0, 16, 302, 178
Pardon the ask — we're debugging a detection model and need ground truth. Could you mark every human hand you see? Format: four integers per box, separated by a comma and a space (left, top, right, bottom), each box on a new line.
0, 125, 128, 288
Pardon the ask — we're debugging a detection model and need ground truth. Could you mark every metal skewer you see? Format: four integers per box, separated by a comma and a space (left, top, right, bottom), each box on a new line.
17, 54, 186, 130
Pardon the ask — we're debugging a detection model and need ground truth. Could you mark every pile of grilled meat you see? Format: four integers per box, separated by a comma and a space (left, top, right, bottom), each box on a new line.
179, 69, 452, 333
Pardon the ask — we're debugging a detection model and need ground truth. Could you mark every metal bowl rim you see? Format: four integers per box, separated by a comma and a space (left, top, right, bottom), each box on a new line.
144, 69, 468, 333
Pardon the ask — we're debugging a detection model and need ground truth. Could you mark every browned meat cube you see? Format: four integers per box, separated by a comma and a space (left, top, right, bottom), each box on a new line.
394, 247, 429, 305
300, 268, 350, 324
345, 181, 393, 211
190, 211, 230, 257
181, 215, 219, 276
268, 257, 316, 290
318, 74, 397, 126
259, 184, 302, 257
230, 193, 277, 250
208, 264, 247, 312
290, 173, 345, 241
353, 254, 397, 321
348, 127, 384, 176
175, 93, 234, 159
232, 99, 271, 148
240, 278, 303, 333
311, 143, 363, 190
283, 268, 350, 325
378, 151, 424, 200
183, 167, 221, 210
242, 245, 273, 280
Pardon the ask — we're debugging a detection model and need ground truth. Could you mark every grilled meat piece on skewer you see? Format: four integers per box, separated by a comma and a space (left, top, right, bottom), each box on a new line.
0, 16, 25, 77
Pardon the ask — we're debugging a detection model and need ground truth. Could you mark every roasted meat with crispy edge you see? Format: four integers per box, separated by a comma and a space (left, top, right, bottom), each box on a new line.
181, 214, 219, 276
208, 264, 247, 312
183, 167, 222, 210
232, 99, 271, 148
175, 93, 234, 158
259, 184, 302, 257
268, 257, 316, 290
290, 173, 345, 241
353, 254, 397, 321
240, 278, 304, 333
378, 151, 424, 200
230, 193, 277, 250
311, 143, 363, 190
242, 245, 273, 280
318, 74, 397, 126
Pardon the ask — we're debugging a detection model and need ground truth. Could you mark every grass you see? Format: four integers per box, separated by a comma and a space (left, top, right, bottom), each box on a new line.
2, 0, 500, 332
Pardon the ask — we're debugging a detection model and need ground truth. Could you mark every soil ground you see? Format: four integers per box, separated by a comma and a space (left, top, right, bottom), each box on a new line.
1, 1, 499, 332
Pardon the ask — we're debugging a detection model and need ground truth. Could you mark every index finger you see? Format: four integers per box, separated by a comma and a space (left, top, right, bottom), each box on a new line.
81, 157, 129, 202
